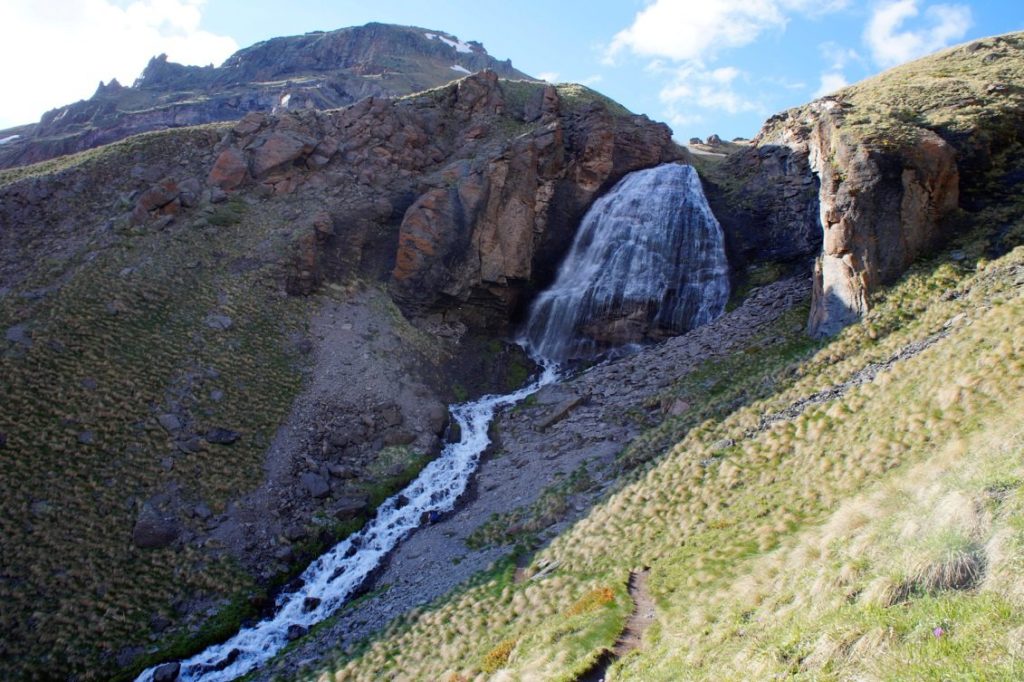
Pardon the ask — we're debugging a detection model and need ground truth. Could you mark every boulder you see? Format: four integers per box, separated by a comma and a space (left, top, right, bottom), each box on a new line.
204, 314, 233, 330
207, 147, 249, 190
332, 495, 369, 521
300, 472, 330, 499
250, 129, 316, 177
153, 662, 180, 682
205, 428, 241, 445
157, 414, 182, 433
132, 505, 179, 549
285, 624, 308, 641
5, 324, 32, 347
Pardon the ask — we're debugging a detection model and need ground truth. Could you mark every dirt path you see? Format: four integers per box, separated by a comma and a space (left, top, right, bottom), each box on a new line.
577, 569, 655, 682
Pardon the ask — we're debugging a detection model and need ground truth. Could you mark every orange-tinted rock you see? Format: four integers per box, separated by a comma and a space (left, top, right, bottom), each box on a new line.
251, 129, 315, 177
208, 147, 249, 190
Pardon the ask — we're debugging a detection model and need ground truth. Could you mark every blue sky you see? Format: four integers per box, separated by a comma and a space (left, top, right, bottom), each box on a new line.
2, 1, 1023, 139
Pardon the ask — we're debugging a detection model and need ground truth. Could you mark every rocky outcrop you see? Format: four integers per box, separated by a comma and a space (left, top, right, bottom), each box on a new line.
749, 99, 959, 337
197, 71, 681, 331
702, 143, 822, 270
0, 23, 534, 170
389, 81, 683, 329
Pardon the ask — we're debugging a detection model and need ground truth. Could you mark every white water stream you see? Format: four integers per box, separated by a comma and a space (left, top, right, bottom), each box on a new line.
137, 365, 557, 681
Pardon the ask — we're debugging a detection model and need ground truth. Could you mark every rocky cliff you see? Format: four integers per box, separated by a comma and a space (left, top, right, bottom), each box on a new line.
701, 33, 1024, 337
0, 22, 533, 170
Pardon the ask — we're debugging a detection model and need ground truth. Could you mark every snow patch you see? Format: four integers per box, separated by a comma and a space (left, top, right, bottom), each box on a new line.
0, 135, 20, 145
424, 31, 474, 53
279, 93, 291, 108
450, 64, 472, 75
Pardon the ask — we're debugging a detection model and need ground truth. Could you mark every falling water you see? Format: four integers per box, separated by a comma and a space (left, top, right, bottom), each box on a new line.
521, 163, 729, 363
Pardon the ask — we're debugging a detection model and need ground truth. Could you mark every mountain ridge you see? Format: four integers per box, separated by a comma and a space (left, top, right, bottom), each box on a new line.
0, 22, 533, 170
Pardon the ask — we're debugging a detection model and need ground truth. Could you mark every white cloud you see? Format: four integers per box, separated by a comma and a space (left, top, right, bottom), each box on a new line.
606, 0, 787, 64
537, 71, 561, 83
0, 0, 237, 129
864, 0, 972, 68
658, 63, 761, 116
813, 71, 850, 97
605, 0, 851, 64
819, 41, 864, 70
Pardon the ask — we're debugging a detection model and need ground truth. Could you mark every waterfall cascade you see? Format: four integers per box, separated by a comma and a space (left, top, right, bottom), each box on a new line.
521, 163, 729, 363
138, 163, 730, 682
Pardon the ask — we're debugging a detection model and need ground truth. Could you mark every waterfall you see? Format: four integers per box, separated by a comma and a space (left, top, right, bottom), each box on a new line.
136, 164, 729, 682
521, 163, 729, 364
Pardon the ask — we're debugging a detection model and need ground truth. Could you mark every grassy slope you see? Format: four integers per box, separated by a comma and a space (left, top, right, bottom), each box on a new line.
312, 36, 1024, 682
0, 187, 310, 677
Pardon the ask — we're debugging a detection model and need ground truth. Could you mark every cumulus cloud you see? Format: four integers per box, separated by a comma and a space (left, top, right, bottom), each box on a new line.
606, 0, 851, 64
813, 72, 850, 97
657, 62, 761, 130
606, 0, 787, 64
606, 0, 849, 132
0, 0, 237, 128
864, 0, 972, 68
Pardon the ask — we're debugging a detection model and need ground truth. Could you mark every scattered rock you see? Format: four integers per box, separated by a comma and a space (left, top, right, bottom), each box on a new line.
535, 395, 586, 431
689, 137, 703, 145
327, 463, 356, 479
300, 472, 330, 499
80, 377, 98, 391
274, 545, 294, 562
285, 624, 308, 641
209, 389, 225, 402
302, 597, 321, 612
132, 505, 180, 549
707, 133, 722, 145
153, 661, 180, 682
205, 428, 241, 445
204, 314, 233, 331
176, 436, 203, 454
193, 503, 213, 520
77, 431, 95, 445
284, 525, 307, 542
149, 615, 172, 633
158, 414, 182, 433
332, 495, 369, 521
5, 324, 32, 347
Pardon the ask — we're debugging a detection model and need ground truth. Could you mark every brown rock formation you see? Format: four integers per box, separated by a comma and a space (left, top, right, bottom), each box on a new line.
748, 99, 959, 336
195, 70, 682, 332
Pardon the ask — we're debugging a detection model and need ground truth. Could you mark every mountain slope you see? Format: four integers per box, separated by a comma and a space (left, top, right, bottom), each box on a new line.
0, 22, 533, 170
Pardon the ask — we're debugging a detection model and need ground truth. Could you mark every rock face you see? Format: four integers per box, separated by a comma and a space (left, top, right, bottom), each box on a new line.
0, 23, 533, 170
197, 72, 681, 331
746, 99, 959, 337
706, 98, 960, 337
800, 106, 959, 335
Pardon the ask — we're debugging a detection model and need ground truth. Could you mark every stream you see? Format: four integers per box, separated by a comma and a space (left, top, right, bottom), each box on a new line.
136, 364, 558, 682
